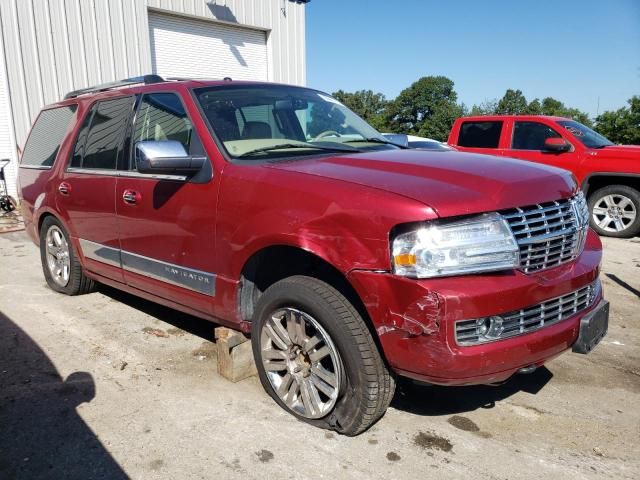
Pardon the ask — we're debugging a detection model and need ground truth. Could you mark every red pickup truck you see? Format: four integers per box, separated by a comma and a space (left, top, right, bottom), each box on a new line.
448, 115, 640, 238
19, 78, 607, 435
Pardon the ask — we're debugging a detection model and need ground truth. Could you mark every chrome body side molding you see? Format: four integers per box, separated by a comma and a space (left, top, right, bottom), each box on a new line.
78, 238, 215, 296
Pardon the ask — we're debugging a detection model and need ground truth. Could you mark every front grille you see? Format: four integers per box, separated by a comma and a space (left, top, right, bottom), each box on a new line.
455, 280, 600, 346
501, 194, 588, 273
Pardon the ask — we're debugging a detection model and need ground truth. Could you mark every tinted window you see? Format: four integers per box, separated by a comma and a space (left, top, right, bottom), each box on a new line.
134, 93, 193, 153
71, 97, 134, 170
512, 121, 561, 150
21, 105, 77, 167
458, 121, 503, 148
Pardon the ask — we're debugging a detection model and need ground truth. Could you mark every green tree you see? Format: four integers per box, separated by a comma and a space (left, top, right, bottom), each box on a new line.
496, 89, 528, 114
386, 76, 461, 141
469, 98, 498, 116
539, 96, 593, 126
332, 89, 388, 130
524, 98, 542, 115
595, 96, 640, 145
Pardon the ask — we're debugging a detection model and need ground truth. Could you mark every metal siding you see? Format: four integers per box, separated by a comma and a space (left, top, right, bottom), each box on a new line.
0, 0, 305, 197
0, 13, 18, 197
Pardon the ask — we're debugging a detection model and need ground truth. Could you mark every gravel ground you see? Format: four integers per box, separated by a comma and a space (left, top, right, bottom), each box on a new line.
0, 231, 638, 480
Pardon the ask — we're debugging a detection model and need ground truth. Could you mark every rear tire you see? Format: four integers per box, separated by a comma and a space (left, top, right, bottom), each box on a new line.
40, 216, 95, 295
588, 185, 640, 238
251, 275, 395, 436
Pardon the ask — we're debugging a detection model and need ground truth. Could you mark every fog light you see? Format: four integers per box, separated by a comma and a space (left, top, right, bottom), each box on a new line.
478, 316, 504, 340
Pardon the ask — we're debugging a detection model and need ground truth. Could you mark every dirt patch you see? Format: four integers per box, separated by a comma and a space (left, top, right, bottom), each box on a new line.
447, 415, 480, 432
255, 449, 274, 463
368, 439, 378, 445
142, 327, 169, 338
149, 459, 164, 470
167, 328, 185, 337
414, 431, 453, 452
192, 341, 217, 360
386, 451, 401, 461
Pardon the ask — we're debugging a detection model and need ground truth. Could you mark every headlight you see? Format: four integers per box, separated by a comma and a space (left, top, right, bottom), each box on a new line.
572, 191, 589, 227
392, 213, 519, 278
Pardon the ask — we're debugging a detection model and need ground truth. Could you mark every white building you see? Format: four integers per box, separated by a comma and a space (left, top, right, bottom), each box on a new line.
0, 0, 308, 198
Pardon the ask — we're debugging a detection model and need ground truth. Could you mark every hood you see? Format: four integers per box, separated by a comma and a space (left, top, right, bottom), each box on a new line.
266, 150, 576, 218
588, 145, 640, 161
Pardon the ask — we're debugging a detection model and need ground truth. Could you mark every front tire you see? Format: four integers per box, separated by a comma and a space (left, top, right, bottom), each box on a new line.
40, 216, 95, 295
588, 185, 640, 238
251, 275, 395, 436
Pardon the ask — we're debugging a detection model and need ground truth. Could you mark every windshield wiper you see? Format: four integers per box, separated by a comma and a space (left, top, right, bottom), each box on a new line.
342, 137, 410, 149
236, 142, 361, 158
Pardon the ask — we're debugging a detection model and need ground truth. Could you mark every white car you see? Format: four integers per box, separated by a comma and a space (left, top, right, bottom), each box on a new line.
382, 133, 454, 150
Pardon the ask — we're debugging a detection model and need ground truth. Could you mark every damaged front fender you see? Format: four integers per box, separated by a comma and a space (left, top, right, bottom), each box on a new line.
347, 270, 444, 337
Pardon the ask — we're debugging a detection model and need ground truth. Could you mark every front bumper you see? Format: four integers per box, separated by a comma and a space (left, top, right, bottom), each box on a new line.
347, 229, 603, 386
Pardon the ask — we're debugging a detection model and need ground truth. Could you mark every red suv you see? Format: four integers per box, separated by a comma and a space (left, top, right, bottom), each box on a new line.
18, 77, 607, 435
448, 115, 640, 238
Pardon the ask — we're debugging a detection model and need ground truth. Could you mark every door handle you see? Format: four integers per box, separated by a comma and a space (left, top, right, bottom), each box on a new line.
122, 189, 141, 205
58, 182, 72, 195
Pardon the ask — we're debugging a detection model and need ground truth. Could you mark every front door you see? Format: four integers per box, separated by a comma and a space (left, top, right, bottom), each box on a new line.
115, 92, 218, 315
59, 96, 136, 282
502, 120, 577, 171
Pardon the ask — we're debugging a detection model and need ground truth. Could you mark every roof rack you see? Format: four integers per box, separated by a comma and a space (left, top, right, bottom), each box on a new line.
64, 74, 165, 100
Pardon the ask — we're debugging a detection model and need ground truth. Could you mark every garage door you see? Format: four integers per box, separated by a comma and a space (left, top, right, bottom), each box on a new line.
149, 12, 268, 81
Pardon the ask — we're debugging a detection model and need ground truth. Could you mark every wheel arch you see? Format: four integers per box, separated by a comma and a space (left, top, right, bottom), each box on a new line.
582, 173, 640, 197
238, 244, 389, 363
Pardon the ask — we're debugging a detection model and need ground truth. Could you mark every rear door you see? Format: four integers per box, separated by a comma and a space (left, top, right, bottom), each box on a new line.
59, 96, 136, 282
502, 120, 578, 172
453, 120, 508, 156
115, 91, 218, 315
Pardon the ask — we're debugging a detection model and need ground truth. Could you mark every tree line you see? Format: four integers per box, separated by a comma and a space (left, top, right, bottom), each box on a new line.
332, 76, 639, 145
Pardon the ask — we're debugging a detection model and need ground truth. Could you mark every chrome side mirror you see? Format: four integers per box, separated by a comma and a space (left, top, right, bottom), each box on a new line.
135, 141, 205, 175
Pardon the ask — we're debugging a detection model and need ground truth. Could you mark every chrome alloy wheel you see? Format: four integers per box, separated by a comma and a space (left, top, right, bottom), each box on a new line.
592, 194, 637, 233
260, 307, 342, 419
45, 225, 71, 287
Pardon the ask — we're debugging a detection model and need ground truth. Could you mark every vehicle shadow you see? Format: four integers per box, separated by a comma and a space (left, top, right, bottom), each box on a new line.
391, 367, 553, 416
0, 311, 128, 479
99, 285, 554, 418
605, 273, 640, 299
96, 285, 216, 341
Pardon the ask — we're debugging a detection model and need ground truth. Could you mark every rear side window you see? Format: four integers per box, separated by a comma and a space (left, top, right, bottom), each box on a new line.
21, 105, 77, 167
71, 96, 135, 170
458, 121, 503, 148
512, 121, 561, 150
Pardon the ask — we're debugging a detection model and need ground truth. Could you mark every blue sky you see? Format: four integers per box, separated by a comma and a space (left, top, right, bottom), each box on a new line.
306, 0, 640, 117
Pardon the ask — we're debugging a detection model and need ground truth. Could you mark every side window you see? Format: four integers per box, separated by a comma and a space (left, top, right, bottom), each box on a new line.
458, 121, 503, 148
134, 93, 193, 153
21, 105, 77, 167
512, 121, 562, 150
71, 96, 135, 170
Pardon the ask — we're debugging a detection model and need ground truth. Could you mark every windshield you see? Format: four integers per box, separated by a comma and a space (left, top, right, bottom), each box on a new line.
194, 85, 395, 160
556, 120, 614, 149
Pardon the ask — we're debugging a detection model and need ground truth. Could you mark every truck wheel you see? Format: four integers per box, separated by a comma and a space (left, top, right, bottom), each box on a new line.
40, 216, 95, 295
588, 185, 640, 238
252, 275, 395, 436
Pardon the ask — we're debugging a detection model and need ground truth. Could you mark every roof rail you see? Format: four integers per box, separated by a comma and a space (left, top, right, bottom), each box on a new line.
64, 74, 165, 100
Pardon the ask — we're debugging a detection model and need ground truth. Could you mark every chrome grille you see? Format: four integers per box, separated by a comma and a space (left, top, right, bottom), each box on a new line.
455, 280, 600, 346
501, 193, 588, 273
